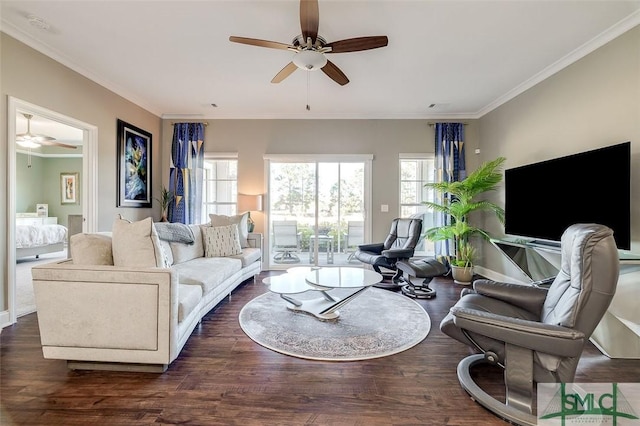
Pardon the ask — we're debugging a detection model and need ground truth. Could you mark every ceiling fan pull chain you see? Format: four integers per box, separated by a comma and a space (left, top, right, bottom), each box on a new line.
307, 73, 311, 110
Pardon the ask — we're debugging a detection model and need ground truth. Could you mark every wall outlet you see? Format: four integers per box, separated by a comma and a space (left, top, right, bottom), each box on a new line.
381, 204, 389, 212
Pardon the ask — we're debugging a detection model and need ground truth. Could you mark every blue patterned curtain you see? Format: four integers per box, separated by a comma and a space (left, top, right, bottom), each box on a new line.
434, 123, 466, 258
168, 123, 205, 224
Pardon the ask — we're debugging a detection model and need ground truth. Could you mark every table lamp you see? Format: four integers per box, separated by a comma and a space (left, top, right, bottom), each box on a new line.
238, 194, 263, 232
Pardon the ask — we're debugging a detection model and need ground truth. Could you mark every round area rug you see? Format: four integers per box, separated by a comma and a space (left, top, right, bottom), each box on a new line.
239, 288, 431, 361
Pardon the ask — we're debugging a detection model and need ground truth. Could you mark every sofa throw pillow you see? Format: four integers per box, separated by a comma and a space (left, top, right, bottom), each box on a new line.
203, 224, 242, 257
112, 216, 166, 268
209, 212, 249, 248
70, 233, 114, 265
154, 222, 195, 244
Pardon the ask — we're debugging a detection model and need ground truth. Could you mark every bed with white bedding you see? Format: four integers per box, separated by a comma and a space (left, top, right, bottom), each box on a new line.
16, 224, 68, 259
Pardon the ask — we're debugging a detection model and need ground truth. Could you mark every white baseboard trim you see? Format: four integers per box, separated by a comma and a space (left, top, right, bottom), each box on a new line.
0, 310, 12, 329
474, 266, 530, 285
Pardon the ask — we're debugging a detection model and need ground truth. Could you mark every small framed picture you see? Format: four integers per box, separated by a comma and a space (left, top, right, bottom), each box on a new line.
61, 172, 79, 205
116, 119, 152, 208
36, 203, 48, 217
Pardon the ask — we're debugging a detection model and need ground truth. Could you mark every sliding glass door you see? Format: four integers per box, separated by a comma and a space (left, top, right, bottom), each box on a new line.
266, 155, 372, 269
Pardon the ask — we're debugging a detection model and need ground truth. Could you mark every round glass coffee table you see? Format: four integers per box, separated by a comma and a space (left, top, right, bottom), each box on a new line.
263, 267, 382, 320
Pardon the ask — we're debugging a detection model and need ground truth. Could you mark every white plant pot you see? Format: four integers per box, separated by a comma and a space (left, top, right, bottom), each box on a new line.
451, 265, 473, 285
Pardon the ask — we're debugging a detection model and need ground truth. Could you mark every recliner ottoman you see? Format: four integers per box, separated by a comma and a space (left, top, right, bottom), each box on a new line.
396, 258, 449, 298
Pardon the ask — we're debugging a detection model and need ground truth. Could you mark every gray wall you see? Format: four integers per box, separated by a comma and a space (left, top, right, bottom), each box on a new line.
1, 33, 162, 314
161, 119, 482, 243
477, 26, 640, 278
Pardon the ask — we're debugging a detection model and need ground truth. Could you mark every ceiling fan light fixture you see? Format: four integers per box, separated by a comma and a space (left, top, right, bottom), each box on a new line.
293, 50, 327, 71
17, 140, 41, 149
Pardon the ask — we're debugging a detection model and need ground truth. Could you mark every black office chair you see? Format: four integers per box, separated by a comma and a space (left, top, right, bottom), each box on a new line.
440, 224, 620, 425
354, 217, 422, 289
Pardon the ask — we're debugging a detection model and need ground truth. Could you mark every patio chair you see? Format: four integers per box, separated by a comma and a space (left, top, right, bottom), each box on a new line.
345, 221, 364, 262
272, 220, 301, 263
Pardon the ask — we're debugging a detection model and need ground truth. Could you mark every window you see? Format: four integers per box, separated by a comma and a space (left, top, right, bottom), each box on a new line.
400, 154, 436, 254
202, 155, 238, 218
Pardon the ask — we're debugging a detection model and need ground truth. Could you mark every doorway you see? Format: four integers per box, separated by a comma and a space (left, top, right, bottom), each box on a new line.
265, 154, 372, 269
5, 97, 98, 326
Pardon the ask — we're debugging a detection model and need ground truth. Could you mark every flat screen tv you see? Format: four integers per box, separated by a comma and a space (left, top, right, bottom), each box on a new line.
504, 141, 631, 250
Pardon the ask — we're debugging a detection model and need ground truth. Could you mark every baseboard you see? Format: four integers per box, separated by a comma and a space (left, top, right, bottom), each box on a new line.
0, 309, 13, 329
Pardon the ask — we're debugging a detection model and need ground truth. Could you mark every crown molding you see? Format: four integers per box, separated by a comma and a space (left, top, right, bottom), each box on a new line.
475, 9, 640, 118
0, 21, 162, 117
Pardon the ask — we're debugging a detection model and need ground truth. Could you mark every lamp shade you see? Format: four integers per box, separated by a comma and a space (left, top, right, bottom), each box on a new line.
238, 194, 263, 212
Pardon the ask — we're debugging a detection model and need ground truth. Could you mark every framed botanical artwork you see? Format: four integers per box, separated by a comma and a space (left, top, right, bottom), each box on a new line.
116, 119, 152, 208
61, 172, 79, 205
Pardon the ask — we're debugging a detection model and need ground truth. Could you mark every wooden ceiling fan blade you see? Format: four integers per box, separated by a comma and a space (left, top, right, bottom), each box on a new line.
39, 140, 77, 149
32, 134, 56, 141
300, 0, 319, 43
321, 60, 349, 86
229, 36, 293, 51
271, 62, 298, 83
325, 36, 389, 53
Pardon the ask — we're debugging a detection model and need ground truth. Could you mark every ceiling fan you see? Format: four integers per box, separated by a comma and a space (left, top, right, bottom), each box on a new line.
229, 0, 388, 86
16, 113, 77, 149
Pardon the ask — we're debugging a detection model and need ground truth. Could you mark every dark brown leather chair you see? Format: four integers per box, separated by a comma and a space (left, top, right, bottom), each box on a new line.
354, 217, 422, 288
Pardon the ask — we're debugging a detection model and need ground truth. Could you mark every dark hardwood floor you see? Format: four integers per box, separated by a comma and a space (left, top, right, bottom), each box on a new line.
2, 271, 638, 425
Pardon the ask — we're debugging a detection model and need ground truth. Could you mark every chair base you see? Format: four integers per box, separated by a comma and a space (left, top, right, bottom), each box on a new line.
346, 252, 361, 263
373, 281, 402, 290
401, 283, 436, 299
372, 268, 404, 289
273, 251, 300, 264
457, 354, 537, 426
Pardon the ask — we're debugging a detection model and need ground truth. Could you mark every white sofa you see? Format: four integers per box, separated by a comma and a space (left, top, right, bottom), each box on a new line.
32, 219, 262, 372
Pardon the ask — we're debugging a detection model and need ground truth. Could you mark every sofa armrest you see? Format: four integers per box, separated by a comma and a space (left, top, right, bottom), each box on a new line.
31, 260, 179, 367
247, 232, 263, 250
247, 233, 263, 271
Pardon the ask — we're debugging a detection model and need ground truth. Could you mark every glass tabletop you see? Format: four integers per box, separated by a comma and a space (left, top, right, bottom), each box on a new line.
263, 267, 320, 294
305, 267, 382, 289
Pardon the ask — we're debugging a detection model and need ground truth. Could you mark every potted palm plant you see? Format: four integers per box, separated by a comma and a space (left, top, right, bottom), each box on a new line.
156, 186, 174, 222
422, 157, 506, 284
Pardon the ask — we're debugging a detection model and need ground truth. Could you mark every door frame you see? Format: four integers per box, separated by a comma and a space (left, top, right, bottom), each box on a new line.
263, 154, 373, 270
4, 97, 98, 326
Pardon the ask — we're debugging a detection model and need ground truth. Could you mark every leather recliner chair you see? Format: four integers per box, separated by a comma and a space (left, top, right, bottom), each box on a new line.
440, 223, 620, 425
354, 217, 422, 289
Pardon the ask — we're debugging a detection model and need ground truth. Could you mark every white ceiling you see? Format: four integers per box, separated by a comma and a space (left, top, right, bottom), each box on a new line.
2, 1, 640, 121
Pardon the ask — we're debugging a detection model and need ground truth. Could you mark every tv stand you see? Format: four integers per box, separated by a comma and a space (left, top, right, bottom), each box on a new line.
489, 238, 560, 283
491, 238, 640, 359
